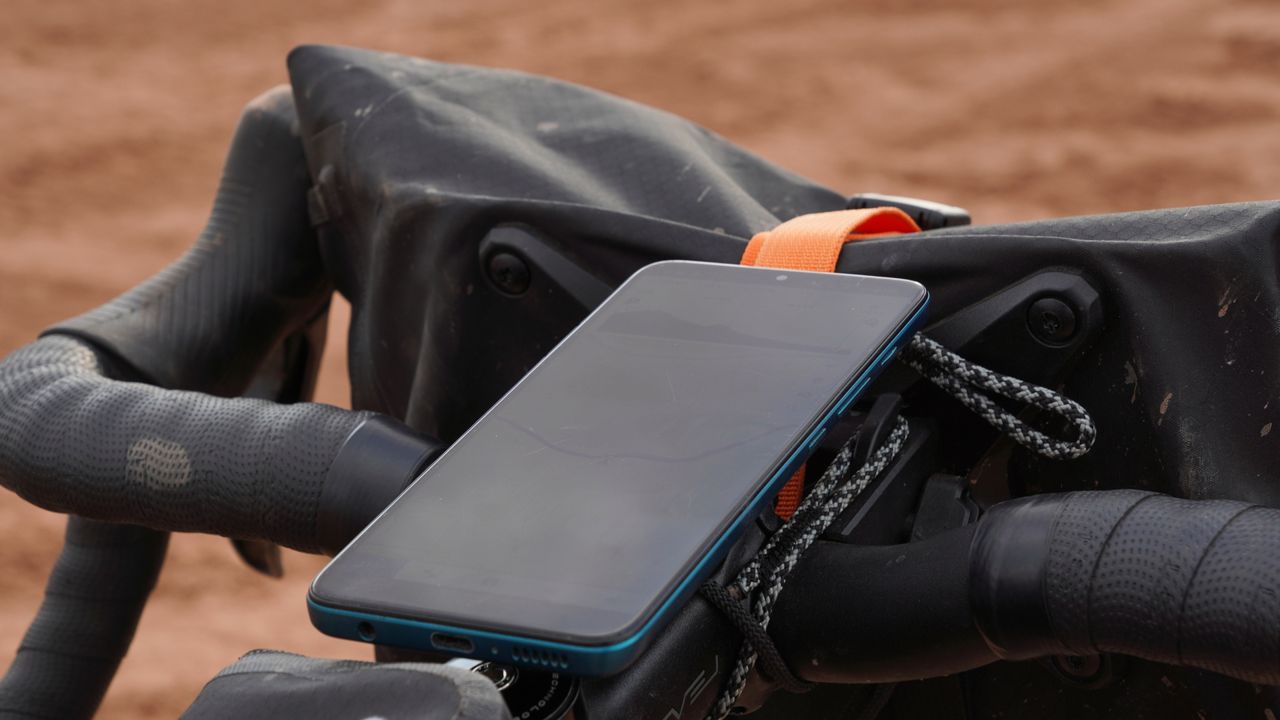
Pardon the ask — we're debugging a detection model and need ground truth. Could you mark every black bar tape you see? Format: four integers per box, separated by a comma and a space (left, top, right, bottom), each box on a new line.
1048, 492, 1280, 683
0, 86, 437, 554
0, 335, 372, 554
0, 518, 167, 720
45, 85, 331, 396
0, 84, 432, 720
975, 491, 1280, 685
773, 490, 1280, 687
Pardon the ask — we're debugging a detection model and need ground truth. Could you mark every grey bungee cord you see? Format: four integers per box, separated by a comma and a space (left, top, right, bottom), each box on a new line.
703, 333, 1096, 719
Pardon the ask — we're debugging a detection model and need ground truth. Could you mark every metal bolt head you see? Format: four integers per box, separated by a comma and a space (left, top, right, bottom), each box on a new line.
470, 662, 520, 691
487, 252, 531, 295
1056, 654, 1101, 677
1046, 653, 1117, 690
1027, 297, 1078, 344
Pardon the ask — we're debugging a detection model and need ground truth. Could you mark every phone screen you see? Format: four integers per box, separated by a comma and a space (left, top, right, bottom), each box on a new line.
313, 261, 925, 645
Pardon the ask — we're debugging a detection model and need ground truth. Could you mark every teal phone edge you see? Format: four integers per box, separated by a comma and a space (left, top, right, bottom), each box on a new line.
308, 261, 929, 677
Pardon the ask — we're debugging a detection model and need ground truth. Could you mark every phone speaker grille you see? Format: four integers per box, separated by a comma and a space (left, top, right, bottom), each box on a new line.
510, 645, 570, 669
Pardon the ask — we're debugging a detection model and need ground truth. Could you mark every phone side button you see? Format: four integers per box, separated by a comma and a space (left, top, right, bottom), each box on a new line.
835, 378, 868, 415
835, 394, 855, 416
807, 428, 828, 449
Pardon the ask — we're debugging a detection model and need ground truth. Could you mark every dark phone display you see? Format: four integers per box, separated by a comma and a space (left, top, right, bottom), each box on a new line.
313, 262, 925, 644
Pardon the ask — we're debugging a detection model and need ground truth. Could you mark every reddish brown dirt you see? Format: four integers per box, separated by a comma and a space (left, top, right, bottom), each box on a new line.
3, 0, 1280, 716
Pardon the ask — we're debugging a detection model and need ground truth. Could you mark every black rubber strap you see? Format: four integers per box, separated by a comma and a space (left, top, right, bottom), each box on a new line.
699, 581, 813, 694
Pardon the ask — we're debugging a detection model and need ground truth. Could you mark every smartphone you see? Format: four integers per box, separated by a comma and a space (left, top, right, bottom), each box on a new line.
309, 260, 928, 676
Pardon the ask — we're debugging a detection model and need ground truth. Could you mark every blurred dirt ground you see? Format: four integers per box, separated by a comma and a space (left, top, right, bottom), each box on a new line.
3, 0, 1280, 716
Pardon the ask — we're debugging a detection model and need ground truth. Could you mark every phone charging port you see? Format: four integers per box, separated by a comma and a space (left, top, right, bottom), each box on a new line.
431, 632, 475, 654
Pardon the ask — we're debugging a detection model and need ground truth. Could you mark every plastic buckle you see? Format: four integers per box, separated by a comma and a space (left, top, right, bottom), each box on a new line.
846, 193, 971, 231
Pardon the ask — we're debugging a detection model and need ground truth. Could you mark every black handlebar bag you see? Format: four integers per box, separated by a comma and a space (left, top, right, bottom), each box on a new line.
287, 44, 1280, 719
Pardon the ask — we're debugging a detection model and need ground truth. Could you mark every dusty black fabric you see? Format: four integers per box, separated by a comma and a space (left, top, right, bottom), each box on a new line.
287, 45, 1279, 510
285, 44, 846, 442
181, 651, 510, 720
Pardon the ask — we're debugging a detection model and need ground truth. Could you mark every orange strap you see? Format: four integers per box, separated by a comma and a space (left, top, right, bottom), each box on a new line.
741, 207, 921, 519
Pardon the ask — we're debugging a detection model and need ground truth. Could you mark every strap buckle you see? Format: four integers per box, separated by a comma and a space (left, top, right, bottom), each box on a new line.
846, 193, 971, 231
